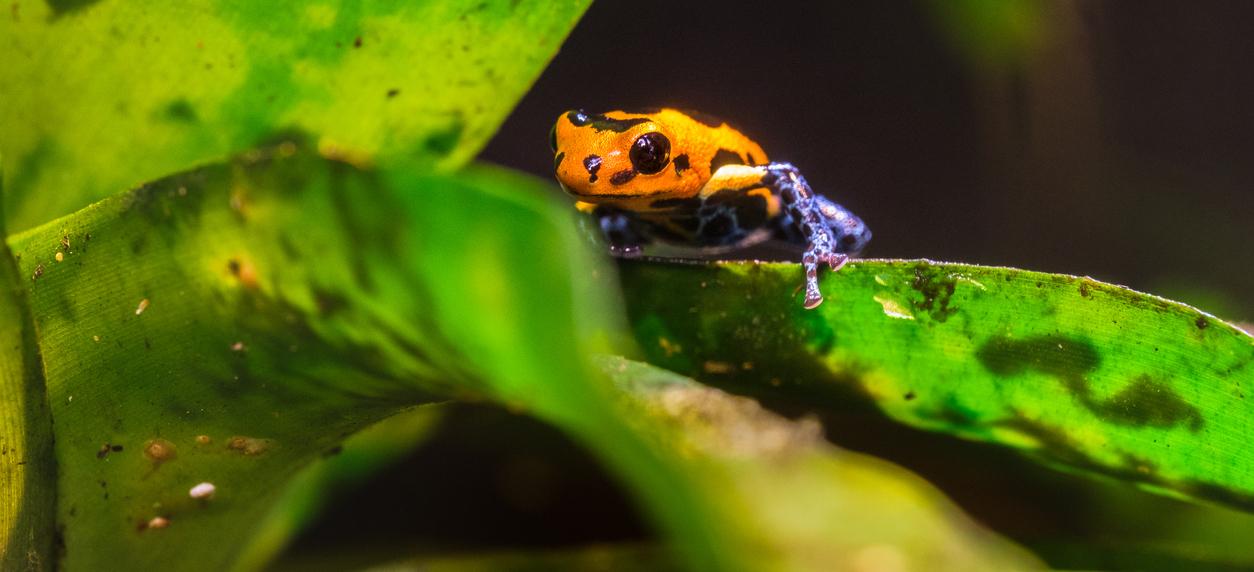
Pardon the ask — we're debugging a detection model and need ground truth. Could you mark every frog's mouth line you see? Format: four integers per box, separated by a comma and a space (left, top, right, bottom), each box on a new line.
557, 182, 659, 200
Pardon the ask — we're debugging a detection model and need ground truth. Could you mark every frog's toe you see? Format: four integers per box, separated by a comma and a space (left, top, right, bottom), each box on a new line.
608, 244, 644, 258
826, 252, 849, 271
804, 291, 824, 309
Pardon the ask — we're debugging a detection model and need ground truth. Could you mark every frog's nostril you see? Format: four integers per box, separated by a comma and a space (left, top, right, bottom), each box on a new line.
583, 154, 603, 183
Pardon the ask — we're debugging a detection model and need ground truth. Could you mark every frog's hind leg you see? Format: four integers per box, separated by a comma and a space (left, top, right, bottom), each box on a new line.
762, 163, 870, 309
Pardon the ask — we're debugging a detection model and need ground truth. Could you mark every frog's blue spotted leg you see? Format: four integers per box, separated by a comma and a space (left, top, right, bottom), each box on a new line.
587, 206, 651, 258
764, 163, 871, 309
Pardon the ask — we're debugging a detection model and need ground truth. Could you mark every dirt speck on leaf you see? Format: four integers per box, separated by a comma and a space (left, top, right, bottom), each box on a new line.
144, 438, 177, 463
227, 436, 272, 456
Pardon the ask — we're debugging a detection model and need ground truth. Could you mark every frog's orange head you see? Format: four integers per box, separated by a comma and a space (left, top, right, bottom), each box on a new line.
551, 109, 701, 203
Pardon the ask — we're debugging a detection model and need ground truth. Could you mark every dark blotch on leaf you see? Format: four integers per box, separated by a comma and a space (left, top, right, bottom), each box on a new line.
978, 334, 1203, 431
1097, 375, 1205, 431
423, 118, 465, 156
1195, 316, 1209, 330
977, 334, 1099, 380
45, 0, 103, 17
910, 264, 958, 322
386, 89, 400, 98
164, 99, 198, 123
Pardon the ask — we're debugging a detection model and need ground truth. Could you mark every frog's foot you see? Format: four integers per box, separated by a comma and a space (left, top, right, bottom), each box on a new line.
765, 163, 861, 309
801, 250, 848, 309
593, 207, 650, 258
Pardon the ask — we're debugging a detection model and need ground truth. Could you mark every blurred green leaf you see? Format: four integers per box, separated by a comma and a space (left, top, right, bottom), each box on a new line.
0, 0, 589, 231
620, 259, 1254, 513
5, 141, 1049, 570
924, 0, 1046, 69
0, 178, 56, 570
598, 356, 1042, 571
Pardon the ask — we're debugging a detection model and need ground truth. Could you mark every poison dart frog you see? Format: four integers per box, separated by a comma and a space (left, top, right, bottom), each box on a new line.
550, 108, 871, 309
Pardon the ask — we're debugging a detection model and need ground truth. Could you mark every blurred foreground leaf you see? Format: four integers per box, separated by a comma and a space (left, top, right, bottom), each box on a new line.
0, 0, 589, 231
0, 187, 55, 569
621, 259, 1254, 514
598, 356, 1042, 571
5, 142, 1049, 570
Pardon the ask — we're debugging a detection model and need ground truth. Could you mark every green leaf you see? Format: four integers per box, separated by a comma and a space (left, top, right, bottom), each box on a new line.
2, 143, 736, 571
597, 356, 1043, 571
620, 259, 1254, 512
0, 178, 56, 570
0, 0, 589, 231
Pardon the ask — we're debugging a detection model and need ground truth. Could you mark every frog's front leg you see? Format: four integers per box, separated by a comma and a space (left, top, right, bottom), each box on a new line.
760, 163, 871, 309
576, 201, 652, 258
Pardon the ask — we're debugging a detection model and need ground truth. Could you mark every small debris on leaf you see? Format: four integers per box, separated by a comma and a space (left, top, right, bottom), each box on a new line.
144, 438, 177, 463
135, 298, 150, 315
189, 482, 216, 500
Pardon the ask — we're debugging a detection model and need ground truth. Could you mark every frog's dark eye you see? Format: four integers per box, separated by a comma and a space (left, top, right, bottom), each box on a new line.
549, 124, 558, 152
629, 132, 670, 175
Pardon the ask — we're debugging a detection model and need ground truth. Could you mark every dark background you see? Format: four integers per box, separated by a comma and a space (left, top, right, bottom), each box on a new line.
482, 0, 1254, 323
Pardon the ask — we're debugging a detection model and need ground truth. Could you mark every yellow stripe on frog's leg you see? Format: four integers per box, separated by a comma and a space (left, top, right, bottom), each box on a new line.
574, 200, 598, 214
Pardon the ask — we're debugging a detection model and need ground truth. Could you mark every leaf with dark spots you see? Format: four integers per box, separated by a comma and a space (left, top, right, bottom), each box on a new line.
619, 258, 1254, 513
911, 264, 958, 322
1, 0, 592, 231
45, 0, 103, 17
976, 334, 1099, 379
1095, 376, 1204, 431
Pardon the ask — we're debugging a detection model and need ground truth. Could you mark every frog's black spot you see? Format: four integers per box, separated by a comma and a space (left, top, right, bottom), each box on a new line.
567, 110, 649, 133
671, 216, 701, 233
650, 197, 702, 210
583, 154, 603, 183
610, 169, 637, 186
710, 148, 744, 173
681, 109, 726, 128
673, 154, 690, 175
747, 152, 760, 166
699, 212, 736, 242
553, 152, 565, 172
701, 188, 769, 230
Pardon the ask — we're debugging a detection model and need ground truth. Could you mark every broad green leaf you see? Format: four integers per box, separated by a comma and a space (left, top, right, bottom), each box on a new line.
0, 180, 55, 570
0, 0, 589, 231
597, 356, 1043, 571
620, 259, 1254, 513
4, 143, 739, 571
